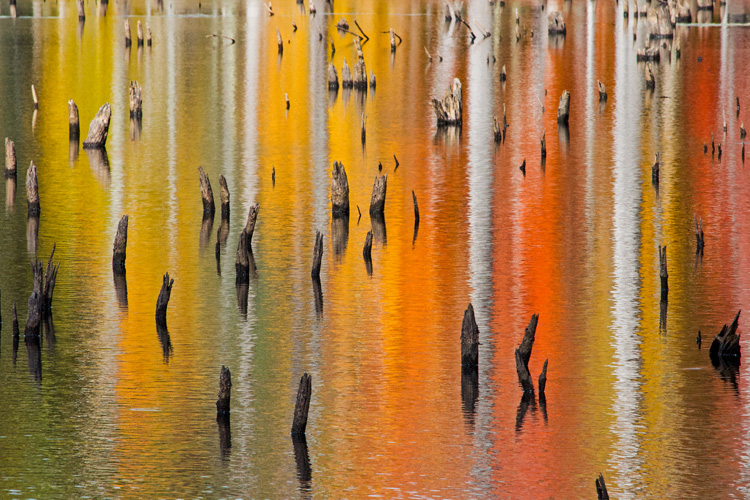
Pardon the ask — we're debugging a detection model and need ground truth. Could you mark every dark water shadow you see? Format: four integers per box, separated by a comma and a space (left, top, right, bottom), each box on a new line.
461, 366, 478, 430
557, 123, 570, 147
200, 213, 214, 250
27, 215, 38, 255
113, 271, 128, 309
85, 147, 110, 185
371, 214, 386, 245
43, 313, 55, 352
26, 336, 42, 382
236, 283, 249, 318
434, 125, 462, 146
515, 391, 536, 433
218, 416, 231, 458
5, 176, 16, 210
292, 434, 312, 498
130, 117, 142, 142
412, 219, 419, 247
156, 323, 172, 363
659, 299, 668, 333
711, 357, 740, 394
539, 392, 548, 425
69, 140, 79, 162
332, 214, 349, 259
312, 277, 323, 318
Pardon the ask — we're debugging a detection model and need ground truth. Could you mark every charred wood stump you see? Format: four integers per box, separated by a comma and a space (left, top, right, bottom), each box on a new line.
369, 174, 387, 217
327, 62, 339, 90
219, 175, 230, 219
68, 100, 80, 141
129, 81, 142, 118
311, 230, 323, 279
557, 90, 570, 125
709, 310, 742, 361
216, 365, 232, 420
461, 303, 479, 368
155, 272, 174, 327
26, 161, 40, 216
291, 372, 312, 435
659, 245, 668, 302
198, 166, 215, 217
5, 138, 16, 177
515, 348, 534, 393
124, 19, 132, 47
331, 161, 349, 217
695, 214, 704, 251
112, 214, 129, 273
432, 78, 463, 125
82, 103, 111, 149
596, 473, 610, 500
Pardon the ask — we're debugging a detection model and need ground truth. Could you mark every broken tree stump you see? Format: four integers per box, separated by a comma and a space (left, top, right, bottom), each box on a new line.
243, 203, 260, 248
331, 161, 349, 217
353, 56, 367, 90
112, 215, 129, 273
5, 138, 16, 177
216, 365, 232, 420
694, 214, 705, 251
432, 78, 463, 125
327, 62, 339, 90
461, 303, 479, 368
42, 245, 60, 316
412, 190, 420, 225
548, 11, 566, 34
219, 175, 230, 219
598, 80, 607, 101
235, 230, 251, 284
659, 245, 668, 302
518, 313, 539, 367
500, 65, 507, 82
137, 20, 144, 46
515, 348, 534, 393
311, 230, 323, 279
291, 372, 312, 435
709, 310, 742, 361
125, 19, 132, 47
277, 28, 283, 54
341, 59, 353, 88
26, 161, 40, 216
538, 359, 548, 395
129, 81, 142, 118
369, 174, 387, 217
596, 473, 610, 500
198, 166, 215, 217
557, 90, 570, 125
82, 103, 111, 149
146, 22, 152, 46
68, 100, 80, 141
25, 268, 42, 338
155, 272, 174, 327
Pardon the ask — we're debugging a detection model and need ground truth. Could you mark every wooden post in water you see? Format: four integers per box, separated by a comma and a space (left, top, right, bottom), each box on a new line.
216, 365, 232, 420
146, 22, 153, 46
412, 190, 419, 225
311, 231, 323, 279
596, 473, 610, 500
557, 90, 570, 124
5, 138, 16, 177
538, 359, 548, 395
235, 230, 251, 284
129, 81, 142, 118
695, 214, 705, 251
42, 245, 60, 316
327, 63, 339, 90
369, 174, 387, 217
124, 19, 132, 47
137, 20, 144, 46
112, 215, 129, 273
515, 313, 539, 393
659, 245, 668, 302
82, 103, 111, 149
291, 372, 312, 436
198, 166, 215, 217
243, 203, 260, 247
155, 272, 174, 327
331, 161, 349, 216
598, 80, 607, 101
709, 310, 742, 361
219, 175, 230, 219
363, 230, 373, 260
432, 78, 463, 125
68, 101, 80, 141
77, 0, 85, 20
461, 303, 479, 368
26, 161, 40, 216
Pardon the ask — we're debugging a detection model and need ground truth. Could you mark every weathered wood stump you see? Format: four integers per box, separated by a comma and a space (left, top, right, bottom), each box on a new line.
412, 190, 420, 225
461, 303, 479, 368
216, 365, 232, 420
155, 272, 174, 327
493, 116, 502, 142
68, 100, 80, 141
327, 62, 339, 90
146, 22, 152, 46
432, 78, 463, 125
369, 174, 387, 217
311, 230, 323, 279
709, 310, 742, 361
112, 215, 129, 273
5, 138, 16, 177
515, 348, 534, 393
596, 473, 610, 500
651, 152, 660, 185
538, 359, 548, 395
336, 17, 349, 30
26, 161, 40, 216
198, 166, 215, 217
124, 19, 132, 47
389, 28, 397, 52
243, 203, 260, 247
291, 372, 312, 435
500, 65, 507, 82
137, 20, 144, 46
557, 90, 570, 125
548, 11, 566, 35
645, 63, 656, 89
42, 246, 60, 318
235, 229, 251, 284
696, 0, 713, 10
518, 313, 539, 367
363, 230, 373, 260
541, 130, 547, 158
331, 161, 349, 217
341, 59, 353, 88
636, 43, 660, 62
25, 248, 57, 339
82, 103, 111, 149
10, 0, 17, 18
598, 80, 607, 101
129, 81, 142, 118
370, 70, 376, 89
219, 175, 230, 219
676, 1, 692, 22
277, 28, 283, 54
659, 245, 668, 302
649, 4, 674, 39
353, 57, 367, 90
77, 0, 85, 20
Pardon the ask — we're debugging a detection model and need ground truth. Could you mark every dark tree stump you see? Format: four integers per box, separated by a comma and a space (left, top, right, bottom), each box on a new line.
518, 313, 539, 367
541, 130, 547, 159
112, 215, 129, 273
369, 174, 387, 217
709, 310, 742, 361
68, 100, 80, 141
219, 175, 230, 219
515, 348, 534, 393
243, 203, 260, 248
538, 359, 548, 395
363, 230, 373, 260
82, 103, 111, 149
277, 28, 283, 54
461, 303, 479, 368
557, 90, 570, 124
25, 275, 42, 340
412, 190, 420, 225
155, 272, 174, 327
198, 166, 215, 217
216, 365, 232, 420
331, 161, 349, 217
291, 372, 312, 435
311, 230, 323, 279
659, 245, 668, 302
129, 81, 142, 118
548, 11, 566, 34
77, 0, 85, 19
695, 214, 705, 251
328, 62, 339, 90
235, 230, 250, 285
596, 473, 610, 500
137, 20, 144, 46
5, 138, 16, 177
432, 78, 463, 125
26, 161, 40, 216
342, 59, 353, 88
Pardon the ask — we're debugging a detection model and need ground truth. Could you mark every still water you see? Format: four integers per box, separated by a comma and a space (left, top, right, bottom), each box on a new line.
1, 0, 750, 498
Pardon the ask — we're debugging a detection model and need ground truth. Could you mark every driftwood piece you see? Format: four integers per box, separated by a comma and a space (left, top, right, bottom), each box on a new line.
369, 174, 387, 217
112, 215, 129, 273
5, 138, 16, 177
216, 365, 232, 420
432, 78, 463, 125
548, 11, 566, 35
596, 473, 610, 500
155, 272, 174, 327
219, 175, 230, 219
557, 90, 570, 125
291, 372, 312, 435
598, 80, 607, 101
82, 103, 111, 149
124, 19, 132, 47
461, 303, 479, 368
129, 81, 142, 118
311, 231, 323, 279
341, 59, 353, 88
137, 20, 144, 46
709, 310, 742, 360
538, 359, 548, 395
68, 100, 80, 141
412, 190, 419, 225
26, 161, 40, 216
659, 245, 668, 302
198, 166, 215, 217
331, 161, 349, 216
327, 62, 339, 90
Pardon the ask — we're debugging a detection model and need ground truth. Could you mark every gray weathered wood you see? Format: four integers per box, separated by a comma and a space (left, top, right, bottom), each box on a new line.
155, 272, 174, 327
112, 215, 129, 273
548, 11, 566, 34
557, 90, 570, 124
342, 58, 353, 88
369, 174, 387, 217
219, 175, 230, 219
216, 365, 232, 420
291, 372, 312, 435
146, 22, 152, 46
68, 100, 80, 141
83, 103, 111, 149
26, 161, 40, 216
461, 303, 479, 367
311, 231, 323, 279
137, 20, 144, 46
129, 81, 142, 118
432, 78, 463, 125
331, 161, 349, 216
77, 0, 85, 20
5, 138, 16, 177
198, 166, 215, 217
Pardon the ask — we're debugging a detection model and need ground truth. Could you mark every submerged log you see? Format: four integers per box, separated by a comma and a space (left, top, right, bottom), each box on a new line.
598, 80, 607, 101
432, 78, 463, 125
5, 138, 16, 177
548, 11, 566, 35
112, 215, 129, 273
645, 63, 656, 89
341, 58, 353, 88
327, 62, 339, 90
68, 100, 80, 141
369, 174, 387, 217
311, 230, 323, 279
198, 166, 216, 217
129, 81, 142, 118
219, 175, 230, 219
26, 161, 40, 216
659, 245, 668, 302
557, 90, 570, 125
331, 161, 349, 216
155, 272, 174, 327
709, 310, 742, 360
124, 19, 132, 47
596, 473, 610, 500
216, 365, 232, 420
461, 303, 479, 368
82, 103, 111, 149
291, 372, 312, 435
137, 20, 144, 46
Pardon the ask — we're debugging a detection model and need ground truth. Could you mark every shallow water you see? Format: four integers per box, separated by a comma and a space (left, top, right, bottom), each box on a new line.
1, 0, 750, 498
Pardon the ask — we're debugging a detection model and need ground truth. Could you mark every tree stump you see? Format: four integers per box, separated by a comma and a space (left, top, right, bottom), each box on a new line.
645, 63, 656, 89
369, 174, 387, 217
77, 0, 85, 20
598, 80, 607, 101
235, 230, 251, 285
216, 365, 232, 420
709, 310, 742, 360
557, 90, 570, 125
198, 166, 215, 217
311, 230, 323, 279
695, 214, 705, 251
129, 81, 142, 118
277, 28, 283, 54
500, 65, 507, 82
68, 100, 80, 141
219, 175, 230, 219
548, 11, 566, 34
659, 245, 668, 302
327, 62, 339, 90
26, 161, 40, 216
514, 348, 534, 393
342, 59, 353, 88
541, 130, 547, 158
353, 57, 367, 90
155, 272, 174, 327
331, 161, 349, 217
518, 313, 539, 367
651, 152, 660, 185
243, 203, 260, 248
538, 359, 548, 395
432, 78, 463, 125
82, 103, 111, 149
493, 116, 502, 142
124, 19, 132, 47
5, 138, 16, 177
112, 215, 129, 273
596, 473, 610, 500
12, 302, 19, 340
291, 372, 312, 435
461, 303, 479, 368
412, 190, 420, 225
137, 20, 144, 46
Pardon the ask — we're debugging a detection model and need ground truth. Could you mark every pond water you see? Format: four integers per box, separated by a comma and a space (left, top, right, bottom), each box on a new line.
1, 0, 750, 498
